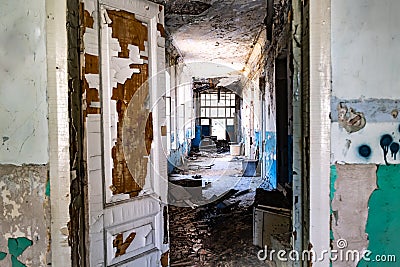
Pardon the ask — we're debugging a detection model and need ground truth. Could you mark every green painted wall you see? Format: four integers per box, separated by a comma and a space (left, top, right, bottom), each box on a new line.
330, 165, 337, 241
0, 237, 33, 267
358, 164, 400, 266
330, 164, 400, 266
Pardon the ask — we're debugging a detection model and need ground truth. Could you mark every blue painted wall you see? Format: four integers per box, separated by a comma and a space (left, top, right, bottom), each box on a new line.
168, 130, 192, 174
168, 148, 182, 174
192, 126, 202, 148
260, 131, 277, 189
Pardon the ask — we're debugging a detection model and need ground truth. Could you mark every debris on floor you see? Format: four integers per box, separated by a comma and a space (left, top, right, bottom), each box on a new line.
169, 190, 272, 267
168, 152, 272, 266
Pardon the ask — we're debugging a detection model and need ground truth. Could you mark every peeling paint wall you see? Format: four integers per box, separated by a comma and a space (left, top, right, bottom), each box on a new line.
331, 164, 377, 266
330, 1, 400, 265
256, 0, 292, 190
0, 1, 51, 266
358, 165, 400, 267
68, 0, 86, 265
0, 166, 50, 266
165, 58, 194, 173
242, 29, 265, 161
299, 0, 310, 259
176, 65, 194, 152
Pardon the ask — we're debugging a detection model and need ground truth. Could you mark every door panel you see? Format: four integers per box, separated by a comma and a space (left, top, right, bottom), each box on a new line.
82, 0, 168, 265
105, 214, 156, 265
101, 7, 151, 203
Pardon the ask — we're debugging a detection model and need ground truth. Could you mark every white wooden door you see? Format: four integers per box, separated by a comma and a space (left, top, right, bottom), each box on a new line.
82, 0, 168, 266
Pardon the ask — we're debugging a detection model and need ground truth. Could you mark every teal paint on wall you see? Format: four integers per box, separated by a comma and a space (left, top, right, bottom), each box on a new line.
358, 164, 400, 267
8, 237, 32, 257
11, 255, 26, 267
45, 178, 50, 197
7, 237, 33, 267
330, 165, 337, 202
0, 251, 6, 260
330, 165, 337, 241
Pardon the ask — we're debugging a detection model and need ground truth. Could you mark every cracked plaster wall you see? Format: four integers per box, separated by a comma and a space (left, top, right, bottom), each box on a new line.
0, 1, 50, 266
0, 1, 48, 164
331, 1, 400, 266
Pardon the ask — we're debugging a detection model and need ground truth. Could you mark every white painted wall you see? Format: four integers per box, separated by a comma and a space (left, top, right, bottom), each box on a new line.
0, 0, 48, 164
331, 0, 400, 164
332, 0, 400, 99
241, 85, 253, 157
0, 1, 71, 265
175, 64, 194, 145
331, 122, 400, 164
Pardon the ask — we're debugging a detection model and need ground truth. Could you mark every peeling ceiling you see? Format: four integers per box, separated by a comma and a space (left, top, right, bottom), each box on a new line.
163, 0, 267, 77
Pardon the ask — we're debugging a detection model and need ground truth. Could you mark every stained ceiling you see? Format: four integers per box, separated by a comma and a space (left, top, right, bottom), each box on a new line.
161, 0, 267, 77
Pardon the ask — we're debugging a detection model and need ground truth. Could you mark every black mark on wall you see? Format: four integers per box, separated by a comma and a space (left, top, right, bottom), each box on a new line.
390, 142, 399, 160
380, 134, 393, 165
358, 145, 371, 158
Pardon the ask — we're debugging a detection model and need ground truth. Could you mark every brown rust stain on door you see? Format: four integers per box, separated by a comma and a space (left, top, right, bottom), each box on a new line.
107, 10, 153, 197
113, 232, 137, 257
81, 6, 100, 116
108, 10, 148, 57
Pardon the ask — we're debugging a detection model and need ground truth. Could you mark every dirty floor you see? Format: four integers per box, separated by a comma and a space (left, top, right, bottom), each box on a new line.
169, 152, 272, 267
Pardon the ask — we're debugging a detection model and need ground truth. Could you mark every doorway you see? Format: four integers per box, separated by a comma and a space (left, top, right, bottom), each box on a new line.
275, 56, 291, 186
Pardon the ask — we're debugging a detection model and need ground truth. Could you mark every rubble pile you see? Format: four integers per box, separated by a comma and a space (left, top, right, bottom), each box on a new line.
169, 195, 272, 267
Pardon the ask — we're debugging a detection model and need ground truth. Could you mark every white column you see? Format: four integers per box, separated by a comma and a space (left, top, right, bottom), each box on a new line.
46, 0, 71, 265
309, 0, 331, 265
